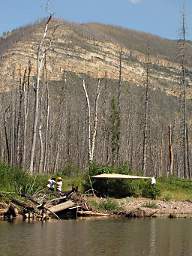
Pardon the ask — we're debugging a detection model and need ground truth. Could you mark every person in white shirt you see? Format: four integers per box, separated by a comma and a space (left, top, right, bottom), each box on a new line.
151, 177, 156, 186
47, 177, 56, 191
56, 177, 63, 194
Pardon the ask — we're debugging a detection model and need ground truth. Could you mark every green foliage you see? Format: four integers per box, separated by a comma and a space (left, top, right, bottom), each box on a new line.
88, 162, 131, 176
158, 176, 192, 190
142, 183, 160, 199
115, 163, 132, 175
83, 163, 158, 198
89, 198, 121, 212
0, 163, 85, 199
88, 162, 114, 176
158, 176, 192, 201
83, 163, 134, 197
0, 164, 47, 195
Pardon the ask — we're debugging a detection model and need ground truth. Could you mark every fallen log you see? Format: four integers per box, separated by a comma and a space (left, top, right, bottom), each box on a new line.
20, 193, 39, 205
46, 196, 67, 206
47, 200, 75, 213
11, 198, 35, 211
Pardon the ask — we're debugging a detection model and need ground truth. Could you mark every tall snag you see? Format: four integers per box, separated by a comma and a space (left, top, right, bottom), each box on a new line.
29, 15, 52, 173
142, 47, 151, 176
111, 49, 122, 166
168, 124, 174, 176
178, 11, 187, 178
82, 78, 102, 163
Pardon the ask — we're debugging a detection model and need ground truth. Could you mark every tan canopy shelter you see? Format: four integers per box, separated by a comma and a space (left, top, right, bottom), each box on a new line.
92, 173, 152, 179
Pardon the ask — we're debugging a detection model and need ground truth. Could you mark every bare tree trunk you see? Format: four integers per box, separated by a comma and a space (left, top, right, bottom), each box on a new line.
66, 108, 71, 163
17, 68, 26, 168
142, 48, 150, 175
29, 15, 52, 173
177, 11, 187, 178
4, 106, 11, 165
43, 60, 50, 173
82, 78, 102, 163
23, 62, 31, 168
11, 90, 16, 166
53, 144, 60, 173
116, 49, 122, 164
38, 122, 44, 172
82, 79, 91, 162
90, 79, 102, 162
168, 124, 174, 176
186, 124, 191, 178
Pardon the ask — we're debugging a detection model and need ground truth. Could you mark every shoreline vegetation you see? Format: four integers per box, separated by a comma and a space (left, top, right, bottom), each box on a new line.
1, 163, 192, 220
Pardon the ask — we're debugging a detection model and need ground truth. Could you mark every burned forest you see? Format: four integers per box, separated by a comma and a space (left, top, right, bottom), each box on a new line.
0, 17, 192, 178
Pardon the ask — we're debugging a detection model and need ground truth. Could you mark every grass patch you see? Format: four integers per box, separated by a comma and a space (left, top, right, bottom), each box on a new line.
158, 176, 192, 201
0, 163, 84, 198
88, 198, 122, 212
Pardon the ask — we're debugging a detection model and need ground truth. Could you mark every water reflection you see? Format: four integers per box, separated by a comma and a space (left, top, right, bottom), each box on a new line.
0, 218, 192, 256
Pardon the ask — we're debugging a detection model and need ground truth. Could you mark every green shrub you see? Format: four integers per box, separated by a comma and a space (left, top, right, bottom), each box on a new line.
0, 164, 47, 195
83, 163, 141, 197
83, 163, 162, 198
89, 198, 121, 212
142, 183, 160, 199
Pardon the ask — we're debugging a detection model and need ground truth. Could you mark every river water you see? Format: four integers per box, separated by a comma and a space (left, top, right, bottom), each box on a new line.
0, 218, 192, 256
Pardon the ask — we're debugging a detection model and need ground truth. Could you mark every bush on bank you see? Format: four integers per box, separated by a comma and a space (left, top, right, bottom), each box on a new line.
83, 163, 160, 199
0, 164, 48, 194
0, 163, 83, 196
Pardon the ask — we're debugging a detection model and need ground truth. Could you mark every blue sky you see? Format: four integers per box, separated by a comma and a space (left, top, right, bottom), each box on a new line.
0, 0, 192, 39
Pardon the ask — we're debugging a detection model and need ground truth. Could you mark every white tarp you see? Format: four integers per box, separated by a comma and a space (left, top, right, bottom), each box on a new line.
92, 173, 152, 179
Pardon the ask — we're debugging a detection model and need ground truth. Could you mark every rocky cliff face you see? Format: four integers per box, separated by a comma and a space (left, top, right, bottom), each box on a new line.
1, 18, 192, 97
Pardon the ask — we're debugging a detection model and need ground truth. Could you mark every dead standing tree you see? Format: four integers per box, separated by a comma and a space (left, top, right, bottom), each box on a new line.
29, 15, 52, 173
116, 49, 122, 165
23, 62, 31, 168
111, 49, 123, 166
141, 47, 151, 176
82, 78, 102, 163
168, 124, 174, 176
16, 67, 27, 168
3, 106, 11, 165
178, 11, 188, 178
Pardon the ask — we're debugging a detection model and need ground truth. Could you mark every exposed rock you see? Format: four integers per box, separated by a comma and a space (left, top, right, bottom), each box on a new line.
0, 18, 192, 99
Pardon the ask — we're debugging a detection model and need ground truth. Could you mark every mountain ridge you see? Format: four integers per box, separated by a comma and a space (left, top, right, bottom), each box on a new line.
0, 18, 192, 98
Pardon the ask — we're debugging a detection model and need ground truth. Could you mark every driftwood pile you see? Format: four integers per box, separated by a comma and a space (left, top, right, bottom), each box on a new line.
3, 189, 81, 221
